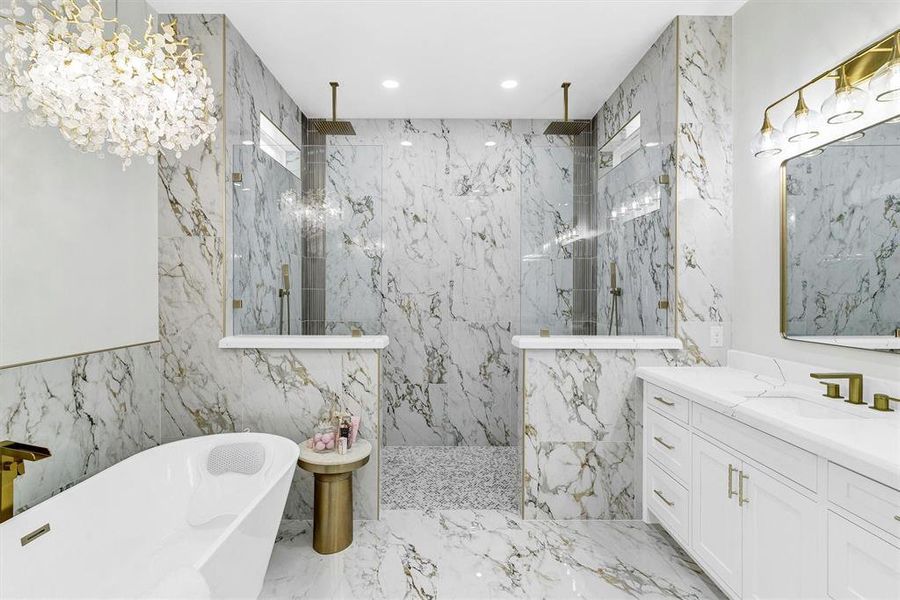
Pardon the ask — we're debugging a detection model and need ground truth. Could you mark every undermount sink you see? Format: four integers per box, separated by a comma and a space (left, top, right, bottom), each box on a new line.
744, 396, 862, 420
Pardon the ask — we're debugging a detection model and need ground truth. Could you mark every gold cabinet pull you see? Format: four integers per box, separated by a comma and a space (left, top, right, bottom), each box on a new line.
727, 464, 737, 499
654, 396, 675, 407
894, 515, 900, 522
738, 470, 750, 506
653, 436, 674, 450
654, 489, 675, 507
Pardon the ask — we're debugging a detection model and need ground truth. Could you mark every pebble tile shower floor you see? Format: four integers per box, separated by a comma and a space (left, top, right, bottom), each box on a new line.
381, 446, 519, 511
381, 446, 521, 511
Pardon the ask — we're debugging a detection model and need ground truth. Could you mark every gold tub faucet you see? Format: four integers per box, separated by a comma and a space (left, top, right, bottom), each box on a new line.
810, 373, 865, 405
1, 441, 51, 523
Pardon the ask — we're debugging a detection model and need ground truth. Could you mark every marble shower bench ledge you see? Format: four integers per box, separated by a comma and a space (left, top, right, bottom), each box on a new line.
511, 335, 683, 350
218, 335, 390, 350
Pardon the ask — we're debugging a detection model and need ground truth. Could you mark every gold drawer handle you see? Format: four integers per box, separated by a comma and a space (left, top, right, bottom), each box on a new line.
653, 436, 675, 450
727, 464, 737, 499
654, 396, 675, 407
654, 489, 675, 507
739, 471, 750, 506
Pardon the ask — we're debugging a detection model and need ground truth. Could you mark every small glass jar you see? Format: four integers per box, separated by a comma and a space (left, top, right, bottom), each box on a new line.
311, 421, 337, 453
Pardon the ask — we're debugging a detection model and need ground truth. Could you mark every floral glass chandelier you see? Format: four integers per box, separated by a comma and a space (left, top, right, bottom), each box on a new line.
0, 0, 217, 167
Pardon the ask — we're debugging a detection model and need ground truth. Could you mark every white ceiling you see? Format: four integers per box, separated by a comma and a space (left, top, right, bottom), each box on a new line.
148, 0, 745, 119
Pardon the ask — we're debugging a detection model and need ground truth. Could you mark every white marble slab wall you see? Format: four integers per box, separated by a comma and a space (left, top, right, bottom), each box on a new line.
596, 20, 676, 337
327, 120, 573, 447
523, 348, 670, 519
324, 144, 384, 334
0, 343, 160, 514
227, 22, 304, 336
785, 122, 900, 336
158, 15, 380, 519
675, 15, 734, 366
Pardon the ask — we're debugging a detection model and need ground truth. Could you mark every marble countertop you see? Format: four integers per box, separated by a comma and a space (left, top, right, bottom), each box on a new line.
219, 335, 389, 350
512, 335, 684, 350
636, 366, 900, 490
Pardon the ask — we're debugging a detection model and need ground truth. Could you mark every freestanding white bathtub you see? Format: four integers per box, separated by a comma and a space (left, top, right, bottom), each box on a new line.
0, 433, 299, 599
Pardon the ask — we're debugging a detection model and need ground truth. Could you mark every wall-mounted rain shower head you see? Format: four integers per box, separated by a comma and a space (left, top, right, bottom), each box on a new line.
544, 82, 591, 136
314, 82, 356, 136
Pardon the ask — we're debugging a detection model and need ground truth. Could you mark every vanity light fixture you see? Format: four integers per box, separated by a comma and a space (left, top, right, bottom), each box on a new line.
500, 80, 518, 89
750, 112, 786, 157
870, 32, 900, 102
821, 66, 868, 124
382, 80, 400, 89
751, 28, 899, 158
783, 90, 823, 142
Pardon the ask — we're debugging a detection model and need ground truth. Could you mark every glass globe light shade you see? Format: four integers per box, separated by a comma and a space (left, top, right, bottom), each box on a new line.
821, 68, 868, 124
870, 34, 900, 102
750, 113, 786, 157
782, 90, 823, 142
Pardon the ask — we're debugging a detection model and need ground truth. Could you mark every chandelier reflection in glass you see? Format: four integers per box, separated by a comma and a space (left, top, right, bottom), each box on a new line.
0, 0, 217, 167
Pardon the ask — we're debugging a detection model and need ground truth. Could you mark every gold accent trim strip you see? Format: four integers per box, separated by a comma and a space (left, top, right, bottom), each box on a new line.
0, 339, 161, 371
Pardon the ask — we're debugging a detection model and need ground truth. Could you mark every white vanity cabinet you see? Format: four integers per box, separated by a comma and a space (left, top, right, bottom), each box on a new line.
642, 381, 900, 600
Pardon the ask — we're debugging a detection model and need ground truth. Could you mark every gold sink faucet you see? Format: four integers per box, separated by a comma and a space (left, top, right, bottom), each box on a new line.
810, 373, 865, 405
1, 441, 51, 523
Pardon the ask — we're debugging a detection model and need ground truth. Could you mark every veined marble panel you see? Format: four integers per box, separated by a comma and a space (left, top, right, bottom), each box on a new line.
331, 120, 526, 447
675, 16, 733, 366
0, 343, 160, 513
522, 348, 670, 520
226, 20, 304, 336
240, 348, 380, 520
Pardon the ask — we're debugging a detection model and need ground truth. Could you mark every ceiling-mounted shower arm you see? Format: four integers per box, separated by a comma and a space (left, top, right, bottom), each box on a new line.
561, 82, 570, 123
330, 81, 339, 122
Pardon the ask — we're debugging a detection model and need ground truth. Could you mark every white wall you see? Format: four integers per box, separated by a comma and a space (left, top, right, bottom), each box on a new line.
0, 0, 159, 366
733, 1, 900, 378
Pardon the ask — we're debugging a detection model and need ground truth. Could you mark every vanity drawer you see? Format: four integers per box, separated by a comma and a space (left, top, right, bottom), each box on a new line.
647, 458, 690, 545
645, 407, 690, 484
643, 383, 689, 424
692, 403, 818, 492
829, 462, 900, 539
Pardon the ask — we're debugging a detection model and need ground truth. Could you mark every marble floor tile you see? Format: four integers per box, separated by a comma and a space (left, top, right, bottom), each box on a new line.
261, 510, 725, 599
381, 446, 518, 511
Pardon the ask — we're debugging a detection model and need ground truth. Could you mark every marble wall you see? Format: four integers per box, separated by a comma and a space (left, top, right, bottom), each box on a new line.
523, 16, 733, 520
596, 21, 676, 337
0, 343, 160, 513
785, 121, 900, 336
158, 15, 380, 519
228, 22, 304, 336
326, 120, 582, 447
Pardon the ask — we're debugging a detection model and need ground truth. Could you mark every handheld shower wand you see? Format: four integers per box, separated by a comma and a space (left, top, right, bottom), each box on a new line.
608, 261, 622, 335
278, 264, 291, 335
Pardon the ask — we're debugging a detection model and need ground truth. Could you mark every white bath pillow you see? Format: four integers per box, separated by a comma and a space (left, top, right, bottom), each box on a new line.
207, 442, 266, 475
186, 443, 268, 527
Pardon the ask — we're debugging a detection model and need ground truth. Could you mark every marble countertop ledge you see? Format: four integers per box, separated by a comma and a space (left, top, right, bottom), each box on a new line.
218, 335, 389, 350
636, 365, 900, 490
512, 335, 683, 350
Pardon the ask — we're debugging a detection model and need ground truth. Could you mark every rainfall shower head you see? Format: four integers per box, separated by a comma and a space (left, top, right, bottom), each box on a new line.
544, 82, 591, 136
314, 82, 356, 136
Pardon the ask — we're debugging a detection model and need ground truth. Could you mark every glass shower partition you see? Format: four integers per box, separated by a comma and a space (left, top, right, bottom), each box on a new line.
231, 143, 383, 336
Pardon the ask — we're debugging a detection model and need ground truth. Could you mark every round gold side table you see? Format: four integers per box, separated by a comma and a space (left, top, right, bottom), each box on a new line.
297, 439, 371, 555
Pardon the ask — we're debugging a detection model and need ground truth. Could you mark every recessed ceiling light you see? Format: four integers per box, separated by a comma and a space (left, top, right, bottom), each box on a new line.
500, 80, 518, 89
800, 148, 824, 158
400, 140, 412, 147
241, 140, 254, 146
484, 141, 496, 147
839, 131, 865, 142
382, 79, 399, 89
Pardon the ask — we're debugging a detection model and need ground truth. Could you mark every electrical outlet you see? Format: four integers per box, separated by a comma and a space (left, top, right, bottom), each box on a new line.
710, 325, 724, 348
